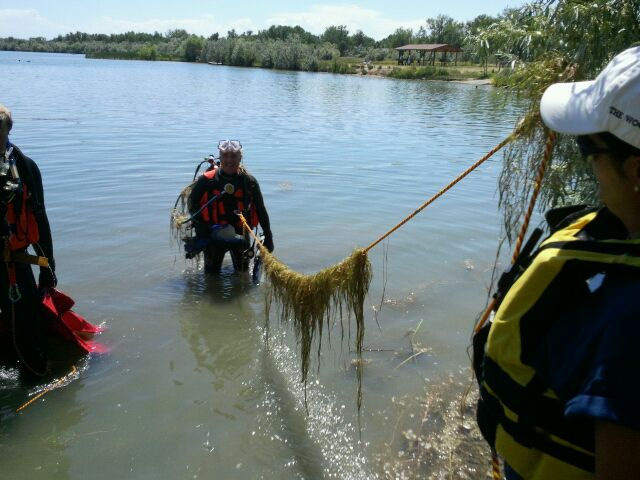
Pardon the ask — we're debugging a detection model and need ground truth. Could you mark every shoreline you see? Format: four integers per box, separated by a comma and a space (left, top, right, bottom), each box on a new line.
6, 49, 493, 85
351, 64, 493, 85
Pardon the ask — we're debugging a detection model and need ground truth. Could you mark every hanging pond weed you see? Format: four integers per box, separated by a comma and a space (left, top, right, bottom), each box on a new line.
170, 182, 194, 246
260, 246, 372, 409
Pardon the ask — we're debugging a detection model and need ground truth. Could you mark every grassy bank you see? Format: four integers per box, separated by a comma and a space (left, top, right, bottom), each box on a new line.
384, 63, 487, 81
85, 53, 489, 81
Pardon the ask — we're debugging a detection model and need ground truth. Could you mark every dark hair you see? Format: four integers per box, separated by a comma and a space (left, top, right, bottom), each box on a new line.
0, 106, 12, 132
596, 132, 640, 159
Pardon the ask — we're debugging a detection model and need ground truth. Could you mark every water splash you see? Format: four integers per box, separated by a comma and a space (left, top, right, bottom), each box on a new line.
254, 327, 376, 480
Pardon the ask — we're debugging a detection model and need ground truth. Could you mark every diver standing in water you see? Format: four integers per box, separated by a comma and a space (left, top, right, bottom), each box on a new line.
474, 46, 640, 479
188, 140, 274, 273
0, 104, 57, 376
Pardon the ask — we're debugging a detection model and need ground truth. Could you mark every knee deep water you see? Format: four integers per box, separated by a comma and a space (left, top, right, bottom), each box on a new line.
0, 51, 526, 479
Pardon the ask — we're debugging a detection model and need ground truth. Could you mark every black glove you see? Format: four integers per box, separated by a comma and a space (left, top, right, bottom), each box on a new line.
39, 268, 57, 291
263, 233, 274, 253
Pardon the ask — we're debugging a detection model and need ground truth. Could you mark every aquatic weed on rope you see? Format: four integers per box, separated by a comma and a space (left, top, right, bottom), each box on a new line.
236, 126, 524, 409
262, 246, 372, 408
170, 183, 194, 246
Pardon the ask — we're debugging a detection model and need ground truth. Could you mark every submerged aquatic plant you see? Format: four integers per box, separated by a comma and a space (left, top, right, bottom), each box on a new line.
377, 373, 491, 479
170, 182, 194, 245
261, 247, 372, 409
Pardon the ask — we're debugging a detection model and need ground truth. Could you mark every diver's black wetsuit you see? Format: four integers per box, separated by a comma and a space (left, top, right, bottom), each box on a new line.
188, 169, 272, 273
0, 144, 55, 374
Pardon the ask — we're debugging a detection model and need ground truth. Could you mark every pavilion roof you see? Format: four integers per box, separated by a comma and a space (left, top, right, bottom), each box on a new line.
395, 44, 462, 53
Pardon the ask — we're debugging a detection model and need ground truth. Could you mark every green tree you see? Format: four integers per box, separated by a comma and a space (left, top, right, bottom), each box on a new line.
464, 31, 491, 76
183, 35, 203, 62
465, 14, 498, 37
230, 39, 256, 66
138, 44, 157, 60
322, 25, 349, 55
492, 0, 640, 242
257, 25, 318, 44
166, 29, 189, 40
380, 27, 414, 48
425, 15, 465, 45
349, 30, 375, 49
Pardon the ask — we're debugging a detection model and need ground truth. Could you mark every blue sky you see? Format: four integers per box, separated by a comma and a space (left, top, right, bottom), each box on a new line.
0, 1, 527, 40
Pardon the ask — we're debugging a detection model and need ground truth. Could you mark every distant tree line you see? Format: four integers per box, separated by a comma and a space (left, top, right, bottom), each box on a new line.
5, 2, 633, 77
0, 14, 513, 70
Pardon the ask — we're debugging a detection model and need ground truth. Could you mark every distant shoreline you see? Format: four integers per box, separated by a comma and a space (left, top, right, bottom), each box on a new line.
5, 49, 492, 84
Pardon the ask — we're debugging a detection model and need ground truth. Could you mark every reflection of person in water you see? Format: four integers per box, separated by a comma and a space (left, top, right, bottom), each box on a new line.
179, 273, 327, 479
188, 140, 273, 274
181, 273, 257, 381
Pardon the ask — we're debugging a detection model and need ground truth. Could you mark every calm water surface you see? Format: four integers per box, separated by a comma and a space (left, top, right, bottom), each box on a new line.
0, 51, 525, 479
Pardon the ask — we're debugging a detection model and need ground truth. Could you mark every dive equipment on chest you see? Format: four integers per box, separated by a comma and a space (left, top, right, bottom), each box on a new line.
198, 170, 259, 228
1, 148, 39, 250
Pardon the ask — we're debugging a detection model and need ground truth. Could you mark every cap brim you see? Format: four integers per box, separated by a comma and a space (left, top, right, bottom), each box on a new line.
540, 81, 602, 135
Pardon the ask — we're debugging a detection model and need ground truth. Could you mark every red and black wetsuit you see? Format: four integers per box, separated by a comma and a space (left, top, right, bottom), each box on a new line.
0, 143, 56, 374
188, 168, 272, 273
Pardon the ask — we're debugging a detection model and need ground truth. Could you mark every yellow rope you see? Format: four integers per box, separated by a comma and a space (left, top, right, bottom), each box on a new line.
364, 132, 518, 254
492, 452, 502, 480
474, 129, 556, 334
239, 215, 264, 248
16, 365, 78, 413
238, 127, 523, 256
511, 130, 556, 262
511, 130, 556, 264
237, 127, 554, 480
238, 130, 530, 338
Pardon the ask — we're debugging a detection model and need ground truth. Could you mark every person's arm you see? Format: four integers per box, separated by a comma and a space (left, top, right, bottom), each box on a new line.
24, 156, 56, 287
187, 177, 206, 217
249, 176, 273, 251
596, 421, 640, 479
560, 279, 640, 479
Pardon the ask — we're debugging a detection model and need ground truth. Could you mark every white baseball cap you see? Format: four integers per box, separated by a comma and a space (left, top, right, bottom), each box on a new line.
540, 45, 640, 150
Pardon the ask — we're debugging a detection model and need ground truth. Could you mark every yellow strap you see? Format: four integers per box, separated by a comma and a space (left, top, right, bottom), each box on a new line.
10, 252, 49, 267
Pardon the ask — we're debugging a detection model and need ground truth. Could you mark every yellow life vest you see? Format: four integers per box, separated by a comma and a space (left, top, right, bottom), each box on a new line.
478, 210, 640, 479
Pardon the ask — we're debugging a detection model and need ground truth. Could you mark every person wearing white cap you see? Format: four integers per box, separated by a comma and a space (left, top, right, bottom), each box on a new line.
188, 140, 273, 273
474, 46, 640, 479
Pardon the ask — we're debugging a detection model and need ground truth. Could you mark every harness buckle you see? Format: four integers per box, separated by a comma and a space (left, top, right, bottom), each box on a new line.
8, 284, 21, 303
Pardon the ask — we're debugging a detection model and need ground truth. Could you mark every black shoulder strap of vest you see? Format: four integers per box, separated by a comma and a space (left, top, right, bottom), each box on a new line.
545, 205, 594, 233
493, 227, 544, 308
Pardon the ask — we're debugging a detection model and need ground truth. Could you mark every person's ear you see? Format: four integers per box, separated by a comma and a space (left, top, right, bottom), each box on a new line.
629, 156, 640, 185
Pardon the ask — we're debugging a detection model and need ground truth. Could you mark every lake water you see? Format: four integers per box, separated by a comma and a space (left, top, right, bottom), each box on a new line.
0, 51, 526, 479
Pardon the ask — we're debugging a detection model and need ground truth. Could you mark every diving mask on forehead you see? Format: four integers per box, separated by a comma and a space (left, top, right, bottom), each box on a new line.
218, 140, 242, 153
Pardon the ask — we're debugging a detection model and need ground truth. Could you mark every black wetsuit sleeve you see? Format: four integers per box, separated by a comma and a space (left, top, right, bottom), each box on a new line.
188, 177, 206, 217
249, 176, 271, 236
16, 150, 55, 272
